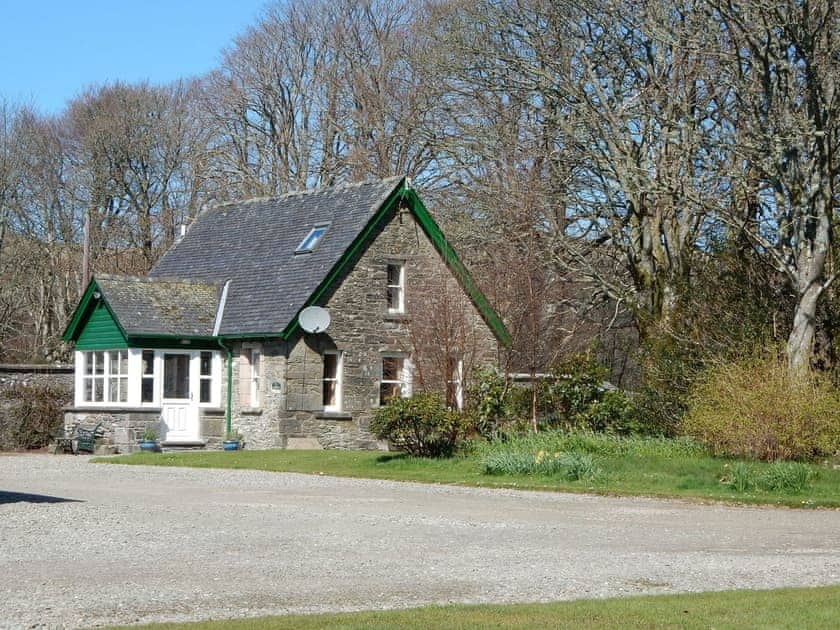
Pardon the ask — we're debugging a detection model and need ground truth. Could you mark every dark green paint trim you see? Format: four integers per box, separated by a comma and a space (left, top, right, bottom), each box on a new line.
65, 278, 130, 350
218, 339, 233, 435
62, 278, 129, 343
403, 188, 511, 345
126, 336, 220, 350
279, 178, 509, 345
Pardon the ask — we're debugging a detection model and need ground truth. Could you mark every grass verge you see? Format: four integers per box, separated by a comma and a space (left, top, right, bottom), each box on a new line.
93, 432, 840, 508
117, 585, 840, 629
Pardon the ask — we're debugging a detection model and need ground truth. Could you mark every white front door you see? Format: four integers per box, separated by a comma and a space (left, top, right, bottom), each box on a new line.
161, 352, 199, 442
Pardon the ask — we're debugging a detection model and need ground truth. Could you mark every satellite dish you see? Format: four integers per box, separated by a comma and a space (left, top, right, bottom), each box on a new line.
298, 306, 331, 333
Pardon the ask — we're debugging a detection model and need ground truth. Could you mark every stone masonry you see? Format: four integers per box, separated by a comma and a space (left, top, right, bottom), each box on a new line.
228, 201, 500, 449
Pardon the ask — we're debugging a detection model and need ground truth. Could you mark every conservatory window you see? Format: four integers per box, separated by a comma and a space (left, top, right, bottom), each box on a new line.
82, 350, 127, 403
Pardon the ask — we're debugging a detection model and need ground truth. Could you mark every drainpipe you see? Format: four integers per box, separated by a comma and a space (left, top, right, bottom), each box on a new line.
217, 338, 233, 436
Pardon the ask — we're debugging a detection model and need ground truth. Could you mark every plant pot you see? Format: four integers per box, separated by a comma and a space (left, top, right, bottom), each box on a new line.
138, 440, 158, 452
222, 440, 241, 451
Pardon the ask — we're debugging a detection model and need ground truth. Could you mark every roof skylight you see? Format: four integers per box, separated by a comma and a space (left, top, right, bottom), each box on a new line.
296, 224, 328, 253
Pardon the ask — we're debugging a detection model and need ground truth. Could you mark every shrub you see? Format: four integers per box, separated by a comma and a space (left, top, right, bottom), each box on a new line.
466, 368, 530, 438
370, 392, 468, 458
540, 354, 642, 435
682, 356, 840, 461
0, 382, 72, 450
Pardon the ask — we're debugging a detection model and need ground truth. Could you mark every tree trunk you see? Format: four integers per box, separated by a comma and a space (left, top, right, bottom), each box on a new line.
787, 283, 821, 378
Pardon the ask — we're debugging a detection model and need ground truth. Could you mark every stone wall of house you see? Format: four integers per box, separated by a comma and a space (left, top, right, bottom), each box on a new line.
62, 408, 160, 453
62, 407, 226, 454
227, 202, 500, 450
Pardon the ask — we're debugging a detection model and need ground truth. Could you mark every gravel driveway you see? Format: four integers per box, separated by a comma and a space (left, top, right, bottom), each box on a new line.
1, 454, 839, 628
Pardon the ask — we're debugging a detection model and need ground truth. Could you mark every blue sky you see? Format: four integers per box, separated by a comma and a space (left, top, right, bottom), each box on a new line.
0, 0, 269, 114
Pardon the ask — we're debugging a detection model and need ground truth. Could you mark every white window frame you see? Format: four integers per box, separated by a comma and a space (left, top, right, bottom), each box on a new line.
75, 348, 221, 408
386, 262, 405, 314
79, 350, 128, 405
446, 357, 464, 410
140, 349, 156, 404
379, 353, 412, 405
322, 350, 343, 412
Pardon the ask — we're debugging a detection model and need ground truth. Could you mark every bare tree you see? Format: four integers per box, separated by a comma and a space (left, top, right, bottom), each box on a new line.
67, 82, 203, 274
428, 0, 726, 340
711, 0, 840, 377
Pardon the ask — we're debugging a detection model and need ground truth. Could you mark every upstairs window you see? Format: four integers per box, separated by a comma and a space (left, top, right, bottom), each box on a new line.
296, 224, 328, 253
386, 263, 405, 313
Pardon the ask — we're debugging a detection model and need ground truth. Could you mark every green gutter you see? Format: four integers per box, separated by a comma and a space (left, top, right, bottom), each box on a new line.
217, 338, 233, 435
403, 189, 511, 345
279, 178, 408, 340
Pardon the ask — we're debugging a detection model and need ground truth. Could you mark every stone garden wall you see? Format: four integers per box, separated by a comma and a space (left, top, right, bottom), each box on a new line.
0, 364, 74, 451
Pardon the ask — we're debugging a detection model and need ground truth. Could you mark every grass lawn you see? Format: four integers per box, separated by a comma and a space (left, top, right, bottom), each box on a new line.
94, 433, 840, 508
119, 585, 840, 629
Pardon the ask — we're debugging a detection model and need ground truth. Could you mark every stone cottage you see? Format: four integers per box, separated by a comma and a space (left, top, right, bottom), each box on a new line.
61, 177, 508, 451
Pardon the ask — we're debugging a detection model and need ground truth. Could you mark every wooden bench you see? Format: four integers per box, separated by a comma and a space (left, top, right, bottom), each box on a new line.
53, 422, 106, 454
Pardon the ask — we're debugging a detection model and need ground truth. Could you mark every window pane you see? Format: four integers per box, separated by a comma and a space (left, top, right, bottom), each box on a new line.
379, 382, 401, 405
93, 378, 104, 402
382, 357, 403, 381
142, 350, 154, 376
94, 352, 105, 375
119, 352, 128, 375
298, 226, 326, 252
163, 354, 190, 399
387, 286, 400, 309
84, 353, 93, 375
118, 378, 127, 403
109, 352, 119, 375
141, 377, 154, 403
200, 352, 212, 376
109, 378, 118, 402
323, 380, 336, 407
200, 379, 211, 403
387, 264, 401, 285
323, 353, 337, 379
84, 379, 93, 401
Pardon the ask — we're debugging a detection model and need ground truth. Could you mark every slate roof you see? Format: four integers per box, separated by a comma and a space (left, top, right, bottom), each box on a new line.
149, 177, 404, 336
95, 275, 222, 337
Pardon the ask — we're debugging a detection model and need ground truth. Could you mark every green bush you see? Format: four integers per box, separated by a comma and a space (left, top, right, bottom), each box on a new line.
682, 356, 840, 461
0, 382, 72, 450
540, 355, 641, 434
466, 368, 530, 438
468, 356, 642, 438
370, 392, 468, 458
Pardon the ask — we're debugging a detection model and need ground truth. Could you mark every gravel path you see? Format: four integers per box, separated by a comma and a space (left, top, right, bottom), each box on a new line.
1, 454, 839, 628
